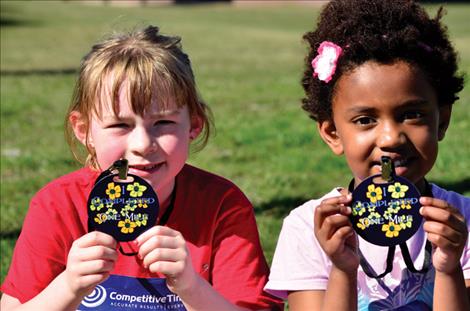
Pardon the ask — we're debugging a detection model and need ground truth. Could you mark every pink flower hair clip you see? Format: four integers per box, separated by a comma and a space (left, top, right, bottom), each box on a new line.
311, 41, 343, 83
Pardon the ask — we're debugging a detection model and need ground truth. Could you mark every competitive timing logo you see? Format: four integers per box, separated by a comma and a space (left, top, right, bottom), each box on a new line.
81, 285, 107, 308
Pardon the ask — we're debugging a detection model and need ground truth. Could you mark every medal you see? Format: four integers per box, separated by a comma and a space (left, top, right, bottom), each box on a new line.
349, 156, 422, 246
87, 159, 159, 251
349, 156, 431, 278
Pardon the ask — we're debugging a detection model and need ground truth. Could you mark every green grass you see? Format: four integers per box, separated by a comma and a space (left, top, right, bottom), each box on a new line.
1, 0, 469, 301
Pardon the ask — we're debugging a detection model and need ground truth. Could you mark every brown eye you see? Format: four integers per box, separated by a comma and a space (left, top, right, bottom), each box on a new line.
353, 116, 375, 126
402, 111, 423, 120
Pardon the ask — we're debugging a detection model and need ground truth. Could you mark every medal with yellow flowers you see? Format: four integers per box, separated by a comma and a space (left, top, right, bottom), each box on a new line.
349, 156, 422, 247
349, 156, 431, 278
87, 159, 158, 244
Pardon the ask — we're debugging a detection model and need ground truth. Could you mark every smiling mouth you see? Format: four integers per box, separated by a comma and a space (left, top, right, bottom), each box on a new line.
375, 158, 411, 171
129, 163, 161, 172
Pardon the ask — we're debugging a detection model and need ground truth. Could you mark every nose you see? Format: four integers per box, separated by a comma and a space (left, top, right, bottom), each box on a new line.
128, 126, 156, 156
377, 121, 406, 150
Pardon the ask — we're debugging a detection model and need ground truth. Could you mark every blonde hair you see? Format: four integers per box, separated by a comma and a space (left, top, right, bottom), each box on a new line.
65, 25, 212, 168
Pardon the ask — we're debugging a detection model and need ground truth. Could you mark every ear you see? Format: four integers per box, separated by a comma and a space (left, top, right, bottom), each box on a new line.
69, 111, 92, 147
437, 104, 452, 141
318, 119, 344, 155
189, 115, 203, 140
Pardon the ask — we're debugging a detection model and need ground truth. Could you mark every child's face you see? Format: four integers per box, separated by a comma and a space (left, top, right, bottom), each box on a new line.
319, 61, 451, 191
74, 78, 201, 204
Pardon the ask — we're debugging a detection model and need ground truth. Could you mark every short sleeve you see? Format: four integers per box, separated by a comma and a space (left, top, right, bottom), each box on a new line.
265, 199, 333, 299
1, 170, 90, 302
210, 187, 283, 310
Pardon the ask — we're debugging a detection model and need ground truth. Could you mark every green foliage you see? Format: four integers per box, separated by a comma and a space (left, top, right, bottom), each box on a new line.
1, 1, 469, 294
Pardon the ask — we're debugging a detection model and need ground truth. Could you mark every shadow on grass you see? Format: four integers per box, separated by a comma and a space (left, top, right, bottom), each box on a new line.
0, 230, 20, 239
430, 177, 470, 194
255, 177, 470, 218
1, 68, 77, 76
255, 196, 309, 218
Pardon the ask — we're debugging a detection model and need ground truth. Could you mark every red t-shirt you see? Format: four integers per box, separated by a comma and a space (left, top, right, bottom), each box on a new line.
2, 164, 282, 309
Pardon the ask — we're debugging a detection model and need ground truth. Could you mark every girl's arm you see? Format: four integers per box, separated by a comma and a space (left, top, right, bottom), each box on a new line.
0, 232, 118, 311
420, 196, 470, 311
1, 272, 93, 311
288, 195, 358, 311
288, 266, 357, 310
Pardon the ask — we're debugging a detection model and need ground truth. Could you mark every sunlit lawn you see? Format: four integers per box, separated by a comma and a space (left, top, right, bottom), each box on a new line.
1, 2, 469, 303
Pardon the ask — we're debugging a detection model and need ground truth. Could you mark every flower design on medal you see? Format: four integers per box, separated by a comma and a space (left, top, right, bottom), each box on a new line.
127, 182, 147, 197
400, 201, 411, 210
118, 218, 137, 234
357, 218, 370, 230
400, 218, 413, 230
106, 182, 122, 199
388, 182, 409, 199
352, 201, 366, 216
382, 221, 401, 238
89, 197, 104, 211
137, 198, 148, 209
135, 213, 148, 227
311, 41, 343, 83
366, 184, 382, 203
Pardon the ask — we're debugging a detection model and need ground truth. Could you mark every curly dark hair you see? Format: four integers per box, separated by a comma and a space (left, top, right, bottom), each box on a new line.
301, 0, 464, 122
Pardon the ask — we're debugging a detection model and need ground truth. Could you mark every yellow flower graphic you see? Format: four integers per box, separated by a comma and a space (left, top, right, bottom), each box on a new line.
382, 221, 401, 238
94, 214, 105, 224
357, 218, 370, 230
118, 218, 137, 234
137, 199, 148, 209
352, 201, 366, 216
366, 184, 382, 203
369, 212, 381, 220
105, 208, 117, 216
400, 219, 413, 229
90, 197, 104, 211
127, 182, 147, 197
400, 201, 411, 210
388, 201, 401, 213
388, 182, 409, 199
106, 183, 122, 200
135, 214, 148, 227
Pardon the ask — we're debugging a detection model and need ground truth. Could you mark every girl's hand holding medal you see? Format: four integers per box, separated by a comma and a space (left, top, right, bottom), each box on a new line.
64, 231, 118, 298
136, 226, 198, 295
314, 194, 359, 274
420, 196, 468, 274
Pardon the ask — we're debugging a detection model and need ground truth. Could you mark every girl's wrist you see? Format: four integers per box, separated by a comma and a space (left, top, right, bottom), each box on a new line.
435, 264, 463, 278
168, 269, 201, 297
331, 264, 358, 279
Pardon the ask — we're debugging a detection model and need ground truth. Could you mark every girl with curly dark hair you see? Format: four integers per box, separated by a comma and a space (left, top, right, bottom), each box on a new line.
265, 1, 469, 310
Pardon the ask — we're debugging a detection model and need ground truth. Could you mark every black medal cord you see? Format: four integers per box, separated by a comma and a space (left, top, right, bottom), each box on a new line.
157, 181, 177, 226
348, 178, 433, 278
